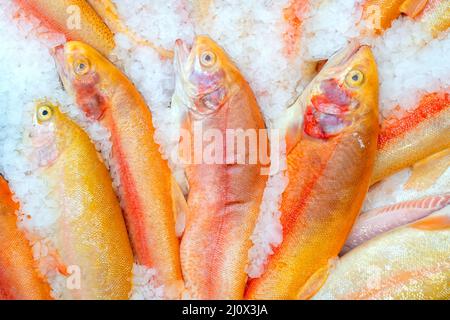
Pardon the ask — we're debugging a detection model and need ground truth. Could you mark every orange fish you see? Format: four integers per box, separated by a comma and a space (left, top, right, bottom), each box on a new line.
246, 44, 379, 299
0, 177, 52, 300
14, 0, 114, 55
372, 92, 450, 184
53, 41, 184, 298
172, 36, 269, 299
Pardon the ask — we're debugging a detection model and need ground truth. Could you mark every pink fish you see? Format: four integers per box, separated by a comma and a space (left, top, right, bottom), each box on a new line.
342, 193, 450, 253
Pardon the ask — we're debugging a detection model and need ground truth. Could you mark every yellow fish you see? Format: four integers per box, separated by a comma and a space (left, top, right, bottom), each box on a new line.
27, 101, 133, 299
314, 206, 450, 300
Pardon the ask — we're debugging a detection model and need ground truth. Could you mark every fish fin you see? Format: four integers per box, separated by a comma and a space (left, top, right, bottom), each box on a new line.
405, 148, 450, 191
411, 208, 450, 231
278, 96, 306, 154
171, 176, 189, 238
171, 94, 191, 168
174, 170, 190, 196
296, 263, 331, 300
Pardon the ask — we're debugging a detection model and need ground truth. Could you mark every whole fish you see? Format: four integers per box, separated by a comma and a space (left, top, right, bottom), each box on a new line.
342, 193, 450, 253
314, 206, 450, 300
372, 92, 449, 184
27, 101, 133, 299
0, 177, 52, 300
172, 36, 269, 299
53, 41, 184, 298
246, 44, 379, 299
14, 0, 114, 55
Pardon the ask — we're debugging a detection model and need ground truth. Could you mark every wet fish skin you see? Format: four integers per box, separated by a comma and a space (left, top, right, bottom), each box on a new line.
173, 35, 269, 299
314, 206, 450, 300
0, 177, 52, 300
28, 101, 133, 299
246, 44, 379, 299
372, 92, 450, 184
343, 193, 450, 253
53, 41, 184, 298
15, 0, 114, 55
361, 0, 405, 34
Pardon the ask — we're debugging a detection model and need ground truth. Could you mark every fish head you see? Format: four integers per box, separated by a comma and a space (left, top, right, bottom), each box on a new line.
28, 100, 73, 168
52, 41, 110, 121
302, 43, 379, 139
173, 35, 240, 116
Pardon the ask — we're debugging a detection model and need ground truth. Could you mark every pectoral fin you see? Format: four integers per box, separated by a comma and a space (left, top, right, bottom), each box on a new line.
405, 148, 449, 191
278, 96, 306, 154
411, 206, 450, 231
171, 177, 189, 238
297, 263, 332, 300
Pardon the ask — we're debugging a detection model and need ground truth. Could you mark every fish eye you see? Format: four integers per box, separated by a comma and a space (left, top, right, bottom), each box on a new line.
200, 51, 216, 67
345, 69, 364, 87
74, 58, 90, 75
37, 104, 53, 122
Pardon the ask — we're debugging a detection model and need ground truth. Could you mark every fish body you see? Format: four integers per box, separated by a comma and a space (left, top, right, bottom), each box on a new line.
246, 44, 379, 299
361, 0, 449, 36
173, 36, 269, 299
405, 148, 450, 190
85, 0, 173, 58
54, 41, 183, 298
361, 0, 405, 34
0, 177, 52, 300
343, 193, 450, 253
28, 101, 133, 299
314, 206, 450, 300
15, 0, 114, 55
372, 92, 450, 184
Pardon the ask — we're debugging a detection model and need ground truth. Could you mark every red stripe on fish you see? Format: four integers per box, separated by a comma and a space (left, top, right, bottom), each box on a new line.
378, 92, 449, 149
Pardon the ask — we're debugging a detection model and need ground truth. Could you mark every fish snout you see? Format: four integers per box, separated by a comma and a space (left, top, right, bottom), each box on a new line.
51, 45, 72, 92
174, 39, 191, 68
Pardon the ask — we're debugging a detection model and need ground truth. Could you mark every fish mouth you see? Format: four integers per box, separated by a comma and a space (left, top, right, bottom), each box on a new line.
327, 41, 370, 69
174, 39, 192, 76
174, 38, 200, 101
51, 44, 71, 92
